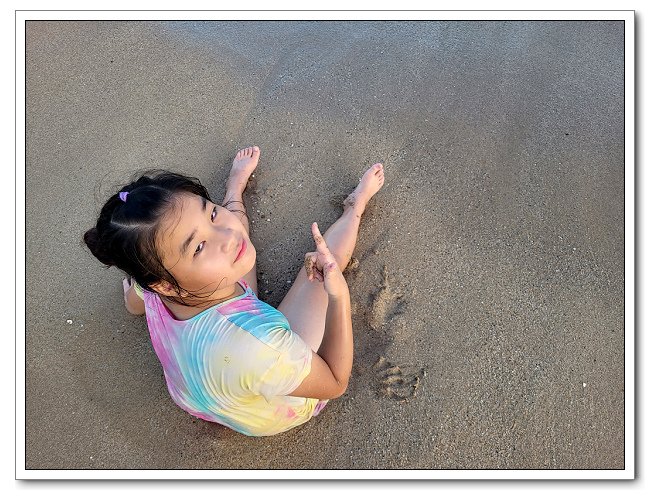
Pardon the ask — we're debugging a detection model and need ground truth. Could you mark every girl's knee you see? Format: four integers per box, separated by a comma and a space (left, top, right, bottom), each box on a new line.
331, 251, 350, 271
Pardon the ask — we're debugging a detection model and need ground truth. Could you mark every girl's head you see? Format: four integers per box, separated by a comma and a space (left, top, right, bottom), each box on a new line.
83, 170, 255, 306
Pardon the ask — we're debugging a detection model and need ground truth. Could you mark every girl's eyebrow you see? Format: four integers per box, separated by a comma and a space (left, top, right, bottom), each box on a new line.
179, 197, 208, 257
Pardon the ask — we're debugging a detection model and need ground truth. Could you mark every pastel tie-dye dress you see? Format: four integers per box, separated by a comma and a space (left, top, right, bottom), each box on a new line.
133, 280, 319, 436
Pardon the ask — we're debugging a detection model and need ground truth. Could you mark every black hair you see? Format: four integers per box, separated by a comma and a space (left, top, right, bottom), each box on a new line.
83, 169, 245, 307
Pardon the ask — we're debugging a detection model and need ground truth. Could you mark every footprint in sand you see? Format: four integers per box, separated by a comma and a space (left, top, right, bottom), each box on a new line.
373, 356, 425, 403
368, 265, 407, 331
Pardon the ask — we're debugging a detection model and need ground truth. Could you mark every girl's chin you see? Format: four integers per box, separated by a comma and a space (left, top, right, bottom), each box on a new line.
240, 258, 256, 275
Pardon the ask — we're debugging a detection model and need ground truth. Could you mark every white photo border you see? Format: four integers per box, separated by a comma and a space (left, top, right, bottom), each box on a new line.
15, 8, 635, 481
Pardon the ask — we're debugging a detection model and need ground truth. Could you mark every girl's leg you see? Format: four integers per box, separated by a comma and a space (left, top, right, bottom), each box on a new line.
278, 163, 385, 351
223, 147, 260, 295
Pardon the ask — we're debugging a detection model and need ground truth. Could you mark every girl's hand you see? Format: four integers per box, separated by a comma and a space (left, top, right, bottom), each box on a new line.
122, 276, 132, 296
304, 222, 348, 298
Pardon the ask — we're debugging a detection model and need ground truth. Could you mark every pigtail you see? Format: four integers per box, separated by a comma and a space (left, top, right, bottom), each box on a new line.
83, 226, 116, 267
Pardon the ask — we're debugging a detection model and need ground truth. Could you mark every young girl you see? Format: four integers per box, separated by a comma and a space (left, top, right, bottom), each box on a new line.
84, 146, 385, 436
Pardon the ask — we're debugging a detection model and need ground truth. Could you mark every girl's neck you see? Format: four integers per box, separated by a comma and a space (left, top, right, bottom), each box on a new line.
162, 282, 244, 314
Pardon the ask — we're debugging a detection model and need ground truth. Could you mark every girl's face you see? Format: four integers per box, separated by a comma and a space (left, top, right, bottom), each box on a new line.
155, 192, 255, 300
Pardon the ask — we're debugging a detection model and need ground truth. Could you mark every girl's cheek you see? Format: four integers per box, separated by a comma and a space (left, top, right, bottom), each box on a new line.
206, 251, 225, 271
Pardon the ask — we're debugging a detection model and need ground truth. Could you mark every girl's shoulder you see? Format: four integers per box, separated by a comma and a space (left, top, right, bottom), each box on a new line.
216, 285, 293, 338
135, 279, 289, 331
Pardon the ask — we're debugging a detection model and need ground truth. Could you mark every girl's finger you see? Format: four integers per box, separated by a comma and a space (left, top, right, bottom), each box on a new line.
323, 261, 337, 275
311, 222, 332, 255
304, 254, 315, 280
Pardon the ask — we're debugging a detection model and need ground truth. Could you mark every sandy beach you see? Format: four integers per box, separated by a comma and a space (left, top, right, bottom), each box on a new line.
25, 20, 625, 471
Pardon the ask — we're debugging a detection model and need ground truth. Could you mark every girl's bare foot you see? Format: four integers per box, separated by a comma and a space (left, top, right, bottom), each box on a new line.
226, 146, 260, 196
344, 163, 385, 215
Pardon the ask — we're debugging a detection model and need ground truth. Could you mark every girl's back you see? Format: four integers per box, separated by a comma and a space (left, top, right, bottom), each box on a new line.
135, 278, 318, 436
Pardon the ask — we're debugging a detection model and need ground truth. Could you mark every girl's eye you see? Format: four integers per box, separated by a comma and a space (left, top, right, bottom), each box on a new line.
194, 206, 217, 256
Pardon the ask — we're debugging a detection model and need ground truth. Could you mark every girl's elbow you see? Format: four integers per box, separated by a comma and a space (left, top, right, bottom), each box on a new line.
125, 306, 142, 316
124, 300, 145, 316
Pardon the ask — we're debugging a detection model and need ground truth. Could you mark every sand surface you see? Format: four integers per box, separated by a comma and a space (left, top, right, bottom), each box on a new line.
25, 20, 625, 470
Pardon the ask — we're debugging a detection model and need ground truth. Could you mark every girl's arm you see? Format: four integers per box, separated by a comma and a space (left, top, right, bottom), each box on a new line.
289, 289, 353, 399
288, 223, 354, 400
122, 277, 145, 316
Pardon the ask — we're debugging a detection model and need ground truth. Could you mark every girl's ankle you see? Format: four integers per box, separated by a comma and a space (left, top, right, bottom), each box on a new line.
222, 190, 244, 205
343, 203, 364, 219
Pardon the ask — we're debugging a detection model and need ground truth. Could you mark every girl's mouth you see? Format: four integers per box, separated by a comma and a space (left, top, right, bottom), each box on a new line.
234, 239, 247, 262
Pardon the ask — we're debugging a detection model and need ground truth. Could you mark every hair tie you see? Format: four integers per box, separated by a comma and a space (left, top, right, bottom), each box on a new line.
119, 191, 129, 202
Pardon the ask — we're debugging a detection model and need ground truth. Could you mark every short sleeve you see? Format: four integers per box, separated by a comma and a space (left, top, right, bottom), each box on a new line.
255, 327, 313, 402
132, 280, 145, 300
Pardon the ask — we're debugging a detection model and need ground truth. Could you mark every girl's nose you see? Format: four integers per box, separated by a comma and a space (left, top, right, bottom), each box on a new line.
218, 227, 238, 252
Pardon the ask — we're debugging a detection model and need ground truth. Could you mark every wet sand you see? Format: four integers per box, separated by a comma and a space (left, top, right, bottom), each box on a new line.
25, 20, 624, 470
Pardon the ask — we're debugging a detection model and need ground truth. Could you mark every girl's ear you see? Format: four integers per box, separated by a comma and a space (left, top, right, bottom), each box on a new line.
149, 280, 181, 297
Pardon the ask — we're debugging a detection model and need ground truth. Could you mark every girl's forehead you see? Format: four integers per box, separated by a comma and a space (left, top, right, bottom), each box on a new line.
158, 193, 203, 242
